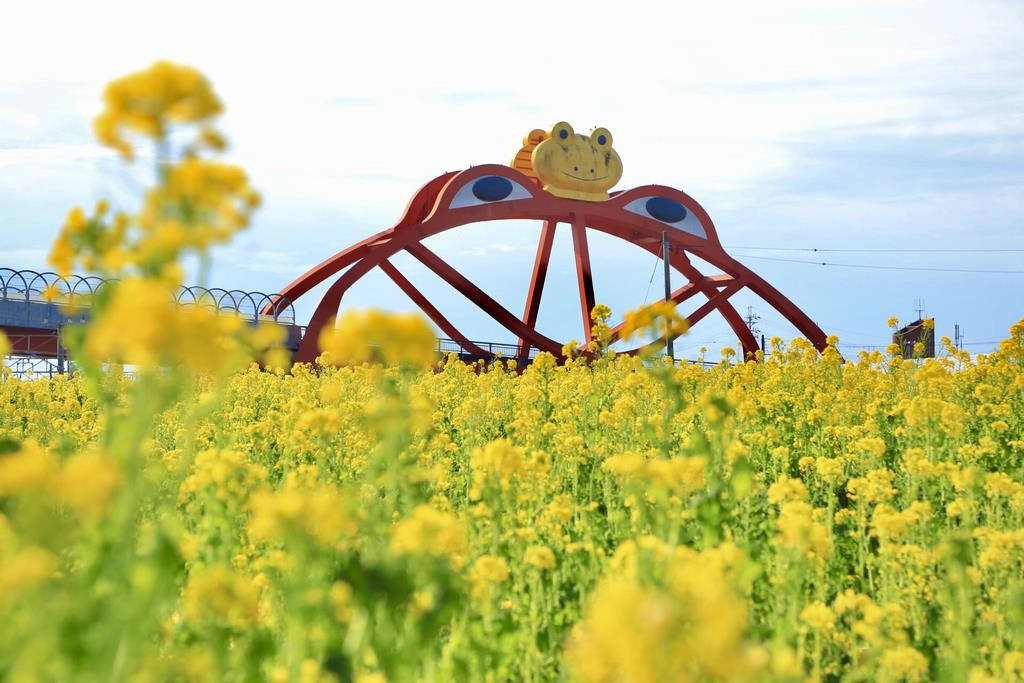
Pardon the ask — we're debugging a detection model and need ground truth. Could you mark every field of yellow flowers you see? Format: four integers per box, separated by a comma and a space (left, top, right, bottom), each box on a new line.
1, 63, 1023, 683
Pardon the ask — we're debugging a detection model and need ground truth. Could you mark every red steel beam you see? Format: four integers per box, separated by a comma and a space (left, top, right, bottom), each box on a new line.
719, 301, 760, 359
630, 281, 745, 355
405, 243, 563, 355
378, 259, 490, 357
518, 220, 557, 362
605, 274, 736, 345
263, 231, 390, 317
570, 213, 597, 344
262, 171, 462, 316
1, 326, 59, 357
293, 243, 396, 362
694, 250, 827, 354
674, 256, 760, 357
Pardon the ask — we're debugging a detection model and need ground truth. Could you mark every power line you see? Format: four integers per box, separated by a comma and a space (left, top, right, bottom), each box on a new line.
641, 250, 660, 306
736, 254, 1024, 275
836, 340, 1002, 350
727, 246, 1024, 253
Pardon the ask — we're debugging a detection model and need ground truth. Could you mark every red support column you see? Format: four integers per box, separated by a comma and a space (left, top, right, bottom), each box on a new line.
570, 213, 596, 344
518, 220, 557, 362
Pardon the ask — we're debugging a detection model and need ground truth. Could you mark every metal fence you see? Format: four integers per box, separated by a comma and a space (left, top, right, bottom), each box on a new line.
0, 268, 297, 327
436, 338, 538, 361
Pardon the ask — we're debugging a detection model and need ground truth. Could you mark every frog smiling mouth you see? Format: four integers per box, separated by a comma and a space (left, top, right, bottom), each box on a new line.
561, 171, 609, 182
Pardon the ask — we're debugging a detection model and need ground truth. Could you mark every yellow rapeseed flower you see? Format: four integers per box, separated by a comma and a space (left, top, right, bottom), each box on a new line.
524, 545, 556, 570
248, 486, 356, 548
619, 300, 688, 342
182, 564, 260, 628
800, 601, 836, 633
0, 547, 56, 604
94, 61, 223, 159
566, 548, 764, 683
390, 505, 469, 567
0, 441, 57, 495
51, 448, 121, 518
469, 439, 526, 498
880, 645, 928, 682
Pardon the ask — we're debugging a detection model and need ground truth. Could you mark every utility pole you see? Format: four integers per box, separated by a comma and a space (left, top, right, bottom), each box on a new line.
744, 305, 761, 337
954, 323, 962, 352
662, 231, 674, 363
56, 325, 65, 375
743, 306, 763, 357
745, 307, 761, 342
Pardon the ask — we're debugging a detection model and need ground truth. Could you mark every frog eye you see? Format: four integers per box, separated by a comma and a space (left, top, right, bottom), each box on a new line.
551, 121, 574, 141
624, 196, 707, 238
449, 175, 533, 209
590, 127, 612, 149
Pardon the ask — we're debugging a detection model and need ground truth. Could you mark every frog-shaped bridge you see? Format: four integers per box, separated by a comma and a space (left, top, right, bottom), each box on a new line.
267, 122, 828, 364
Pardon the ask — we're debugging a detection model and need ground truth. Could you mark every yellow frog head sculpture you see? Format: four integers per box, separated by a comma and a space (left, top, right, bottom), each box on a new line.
520, 122, 623, 201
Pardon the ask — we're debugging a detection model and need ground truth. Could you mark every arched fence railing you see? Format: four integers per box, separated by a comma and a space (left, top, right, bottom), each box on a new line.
0, 268, 296, 325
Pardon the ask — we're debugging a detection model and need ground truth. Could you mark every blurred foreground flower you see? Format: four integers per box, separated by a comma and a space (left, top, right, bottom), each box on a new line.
565, 544, 765, 683
94, 60, 223, 160
50, 61, 258, 282
83, 278, 246, 372
619, 300, 689, 355
318, 309, 437, 369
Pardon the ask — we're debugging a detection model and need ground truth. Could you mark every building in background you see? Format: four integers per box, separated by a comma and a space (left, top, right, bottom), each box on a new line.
894, 318, 935, 358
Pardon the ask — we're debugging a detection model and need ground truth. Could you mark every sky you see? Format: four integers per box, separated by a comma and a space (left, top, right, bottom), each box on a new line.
1, 0, 1022, 357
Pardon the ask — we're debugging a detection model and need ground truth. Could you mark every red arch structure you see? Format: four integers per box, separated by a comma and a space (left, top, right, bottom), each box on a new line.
268, 164, 827, 363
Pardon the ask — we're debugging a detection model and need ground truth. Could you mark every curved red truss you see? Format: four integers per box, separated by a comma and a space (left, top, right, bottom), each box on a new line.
267, 165, 828, 363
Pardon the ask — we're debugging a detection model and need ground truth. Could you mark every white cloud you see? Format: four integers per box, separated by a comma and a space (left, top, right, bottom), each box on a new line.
0, 249, 49, 270
0, 105, 42, 129
2, 0, 1020, 199
457, 243, 523, 258
208, 246, 315, 278
0, 144, 107, 170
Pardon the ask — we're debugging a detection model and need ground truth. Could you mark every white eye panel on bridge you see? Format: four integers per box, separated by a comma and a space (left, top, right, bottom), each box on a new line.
624, 197, 707, 239
449, 176, 533, 209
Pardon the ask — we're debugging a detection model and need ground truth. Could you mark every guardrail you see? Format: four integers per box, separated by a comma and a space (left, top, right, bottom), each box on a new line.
436, 338, 538, 361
